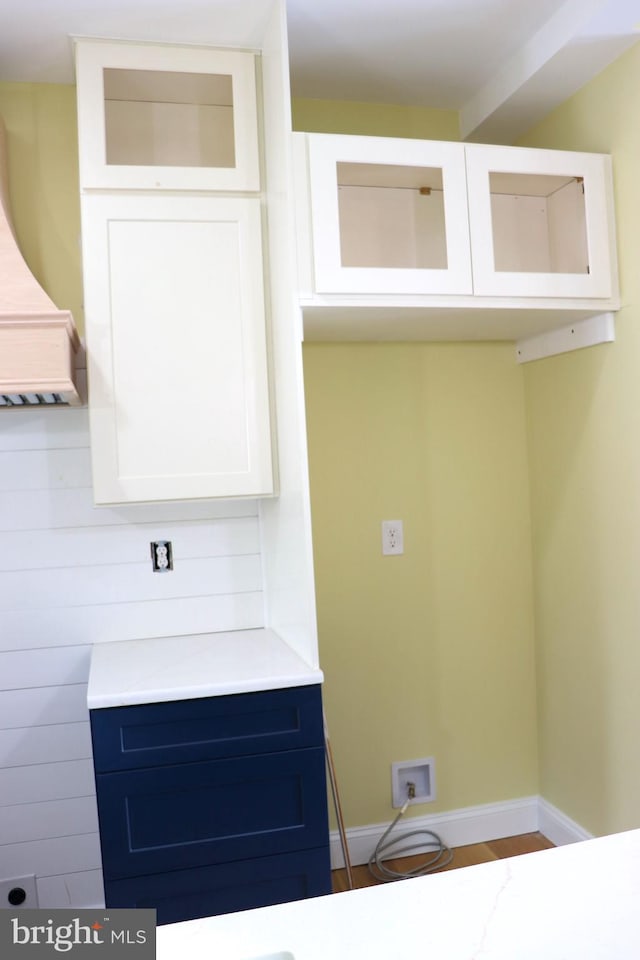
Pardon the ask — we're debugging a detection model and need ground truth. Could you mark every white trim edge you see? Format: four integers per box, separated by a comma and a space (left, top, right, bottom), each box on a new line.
329, 795, 592, 869
329, 796, 538, 869
537, 797, 593, 847
515, 312, 615, 364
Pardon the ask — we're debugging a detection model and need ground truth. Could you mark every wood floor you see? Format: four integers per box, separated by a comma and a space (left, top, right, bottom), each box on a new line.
332, 832, 554, 893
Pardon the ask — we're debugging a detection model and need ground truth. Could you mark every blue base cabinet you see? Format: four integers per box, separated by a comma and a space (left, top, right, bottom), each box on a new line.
90, 685, 332, 925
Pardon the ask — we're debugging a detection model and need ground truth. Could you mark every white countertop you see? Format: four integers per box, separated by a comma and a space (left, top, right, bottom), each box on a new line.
156, 829, 640, 960
87, 628, 323, 708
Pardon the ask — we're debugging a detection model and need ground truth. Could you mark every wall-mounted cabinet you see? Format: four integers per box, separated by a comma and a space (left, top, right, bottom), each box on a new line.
76, 39, 275, 504
304, 135, 472, 295
465, 143, 615, 299
80, 192, 273, 504
74, 10, 321, 663
75, 40, 260, 192
293, 133, 619, 355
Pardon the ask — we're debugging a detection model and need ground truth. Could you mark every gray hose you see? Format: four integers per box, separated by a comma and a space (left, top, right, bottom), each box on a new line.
368, 801, 453, 882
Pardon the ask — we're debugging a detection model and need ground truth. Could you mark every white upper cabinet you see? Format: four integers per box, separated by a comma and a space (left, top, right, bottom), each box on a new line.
294, 132, 618, 309
81, 192, 273, 504
76, 39, 275, 504
75, 40, 260, 192
465, 144, 615, 299
303, 134, 472, 295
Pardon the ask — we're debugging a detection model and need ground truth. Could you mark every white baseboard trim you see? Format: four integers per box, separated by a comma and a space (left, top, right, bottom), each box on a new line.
329, 796, 538, 869
537, 797, 593, 847
329, 795, 592, 869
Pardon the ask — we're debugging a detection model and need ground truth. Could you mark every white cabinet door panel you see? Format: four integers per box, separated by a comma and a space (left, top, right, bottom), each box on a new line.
75, 40, 260, 192
82, 194, 273, 504
465, 144, 615, 299
306, 134, 473, 295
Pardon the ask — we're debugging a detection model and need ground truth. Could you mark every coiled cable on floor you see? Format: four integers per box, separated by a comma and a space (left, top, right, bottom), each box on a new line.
368, 797, 453, 882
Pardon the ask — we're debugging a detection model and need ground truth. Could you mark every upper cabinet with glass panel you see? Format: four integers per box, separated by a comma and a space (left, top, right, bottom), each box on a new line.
75, 41, 260, 191
465, 144, 615, 299
294, 133, 618, 307
303, 134, 473, 295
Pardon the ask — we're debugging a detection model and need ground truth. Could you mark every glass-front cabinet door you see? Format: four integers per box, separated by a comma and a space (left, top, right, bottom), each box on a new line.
75, 40, 260, 191
305, 134, 473, 295
465, 144, 616, 299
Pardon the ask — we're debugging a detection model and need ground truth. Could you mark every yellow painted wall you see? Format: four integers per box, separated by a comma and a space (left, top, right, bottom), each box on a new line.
0, 83, 83, 332
292, 98, 459, 140
6, 67, 628, 837
295, 101, 539, 826
303, 342, 538, 825
517, 43, 640, 835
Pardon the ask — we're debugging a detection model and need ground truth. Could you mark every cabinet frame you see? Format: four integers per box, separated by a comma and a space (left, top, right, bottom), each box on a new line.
75, 39, 260, 192
90, 685, 332, 924
306, 134, 473, 295
94, 746, 329, 879
90, 685, 325, 771
295, 132, 619, 344
80, 191, 274, 504
465, 143, 616, 299
103, 847, 332, 924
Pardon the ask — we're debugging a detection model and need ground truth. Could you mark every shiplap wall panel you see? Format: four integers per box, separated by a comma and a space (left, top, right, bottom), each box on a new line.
0, 722, 92, 768
0, 407, 90, 452
0, 448, 92, 491
0, 796, 99, 845
1, 593, 263, 652
0, 647, 92, 689
37, 870, 104, 910
0, 488, 259, 531
0, 516, 260, 570
0, 555, 261, 609
0, 760, 96, 806
1, 833, 102, 879
0, 406, 267, 904
0, 684, 88, 727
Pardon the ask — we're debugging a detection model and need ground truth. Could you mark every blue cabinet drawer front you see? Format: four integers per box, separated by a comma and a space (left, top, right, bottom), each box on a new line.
90, 685, 324, 771
96, 746, 329, 880
104, 846, 333, 925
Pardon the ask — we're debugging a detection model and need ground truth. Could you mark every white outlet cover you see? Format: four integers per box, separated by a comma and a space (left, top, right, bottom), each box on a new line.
382, 519, 404, 555
0, 875, 38, 909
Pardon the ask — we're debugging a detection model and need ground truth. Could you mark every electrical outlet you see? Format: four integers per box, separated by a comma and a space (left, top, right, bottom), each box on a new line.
382, 520, 404, 555
391, 758, 435, 807
151, 540, 173, 572
0, 875, 38, 909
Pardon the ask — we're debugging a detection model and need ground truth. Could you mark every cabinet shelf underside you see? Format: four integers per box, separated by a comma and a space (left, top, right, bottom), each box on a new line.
301, 299, 618, 343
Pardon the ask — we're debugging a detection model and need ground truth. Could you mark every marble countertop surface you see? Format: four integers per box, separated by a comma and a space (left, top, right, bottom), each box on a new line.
87, 628, 323, 708
156, 828, 640, 960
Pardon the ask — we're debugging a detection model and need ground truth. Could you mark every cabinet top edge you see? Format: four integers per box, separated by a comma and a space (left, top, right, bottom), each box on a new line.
87, 628, 323, 709
292, 130, 613, 160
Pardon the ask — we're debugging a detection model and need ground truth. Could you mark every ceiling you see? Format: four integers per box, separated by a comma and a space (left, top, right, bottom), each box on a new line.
0, 0, 638, 142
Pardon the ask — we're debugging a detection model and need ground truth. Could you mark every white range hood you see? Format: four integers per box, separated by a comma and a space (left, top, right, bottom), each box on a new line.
0, 115, 81, 406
